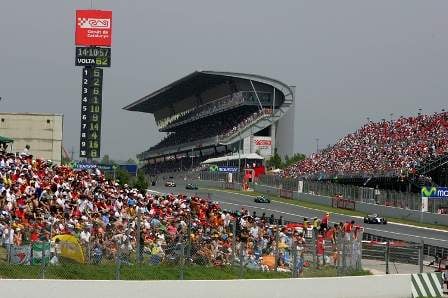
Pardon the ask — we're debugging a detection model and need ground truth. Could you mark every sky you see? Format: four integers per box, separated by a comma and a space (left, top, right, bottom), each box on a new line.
1, 0, 447, 160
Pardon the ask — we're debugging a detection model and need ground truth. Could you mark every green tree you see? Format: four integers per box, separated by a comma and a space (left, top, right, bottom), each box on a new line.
127, 158, 137, 164
115, 167, 130, 186
61, 156, 71, 165
267, 149, 282, 169
132, 169, 148, 193
101, 154, 111, 165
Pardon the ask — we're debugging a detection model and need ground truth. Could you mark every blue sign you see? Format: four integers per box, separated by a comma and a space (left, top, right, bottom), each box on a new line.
119, 164, 138, 175
71, 162, 137, 175
421, 187, 448, 198
218, 166, 239, 173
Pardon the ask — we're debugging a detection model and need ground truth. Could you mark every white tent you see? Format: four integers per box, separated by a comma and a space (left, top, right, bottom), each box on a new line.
201, 153, 264, 164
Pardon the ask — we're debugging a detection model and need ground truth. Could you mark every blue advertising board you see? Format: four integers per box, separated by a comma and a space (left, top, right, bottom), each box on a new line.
218, 166, 239, 173
421, 187, 448, 199
71, 162, 138, 175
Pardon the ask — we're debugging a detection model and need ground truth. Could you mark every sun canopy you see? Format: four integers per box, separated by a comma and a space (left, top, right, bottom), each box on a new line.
0, 136, 13, 143
201, 153, 264, 165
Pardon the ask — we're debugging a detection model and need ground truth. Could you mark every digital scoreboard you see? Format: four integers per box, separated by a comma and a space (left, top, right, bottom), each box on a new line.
79, 67, 103, 158
75, 9, 112, 160
75, 47, 111, 67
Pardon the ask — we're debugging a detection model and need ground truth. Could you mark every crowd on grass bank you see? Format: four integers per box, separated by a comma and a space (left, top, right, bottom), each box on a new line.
284, 112, 448, 178
0, 152, 362, 273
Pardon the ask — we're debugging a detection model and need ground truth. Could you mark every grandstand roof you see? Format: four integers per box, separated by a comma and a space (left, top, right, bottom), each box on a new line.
201, 153, 263, 164
123, 70, 294, 113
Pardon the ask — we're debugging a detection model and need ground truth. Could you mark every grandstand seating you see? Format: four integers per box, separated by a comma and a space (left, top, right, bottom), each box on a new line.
149, 107, 270, 151
284, 112, 448, 179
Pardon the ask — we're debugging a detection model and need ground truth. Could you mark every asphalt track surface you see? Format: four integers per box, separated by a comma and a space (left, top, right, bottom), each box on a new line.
149, 182, 448, 248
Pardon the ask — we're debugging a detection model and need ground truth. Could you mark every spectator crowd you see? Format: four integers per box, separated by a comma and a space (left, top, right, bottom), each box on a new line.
285, 112, 448, 178
0, 152, 361, 272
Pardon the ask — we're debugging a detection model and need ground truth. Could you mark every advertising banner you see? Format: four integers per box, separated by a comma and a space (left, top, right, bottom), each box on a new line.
32, 242, 51, 265
10, 245, 31, 265
218, 166, 239, 173
76, 10, 112, 46
421, 187, 448, 199
251, 136, 272, 157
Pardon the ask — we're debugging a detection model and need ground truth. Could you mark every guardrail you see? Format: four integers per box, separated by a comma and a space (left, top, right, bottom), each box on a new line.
363, 232, 446, 261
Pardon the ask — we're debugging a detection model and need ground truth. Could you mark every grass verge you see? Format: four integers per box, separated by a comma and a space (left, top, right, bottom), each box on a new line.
203, 187, 448, 231
0, 262, 369, 280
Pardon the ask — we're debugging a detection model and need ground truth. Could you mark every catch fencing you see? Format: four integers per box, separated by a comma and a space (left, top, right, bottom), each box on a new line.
0, 219, 363, 280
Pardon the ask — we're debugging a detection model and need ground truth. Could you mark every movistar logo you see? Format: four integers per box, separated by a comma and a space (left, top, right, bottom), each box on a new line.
421, 187, 448, 198
421, 187, 437, 197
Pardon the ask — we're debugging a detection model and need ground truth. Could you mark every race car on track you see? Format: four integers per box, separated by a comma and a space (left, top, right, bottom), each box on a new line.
254, 195, 270, 203
164, 181, 176, 187
363, 214, 387, 224
185, 183, 198, 190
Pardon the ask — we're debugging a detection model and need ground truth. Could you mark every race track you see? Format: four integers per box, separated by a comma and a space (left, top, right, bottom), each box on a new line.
149, 182, 448, 248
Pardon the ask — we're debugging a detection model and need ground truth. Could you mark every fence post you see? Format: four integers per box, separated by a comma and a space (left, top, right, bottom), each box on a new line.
40, 241, 46, 279
357, 232, 363, 271
418, 239, 424, 273
239, 242, 244, 279
136, 211, 142, 265
341, 238, 347, 273
312, 229, 316, 266
232, 220, 237, 263
385, 241, 390, 274
179, 242, 185, 280
274, 225, 279, 272
115, 243, 121, 280
186, 217, 192, 262
6, 228, 11, 264
291, 247, 298, 278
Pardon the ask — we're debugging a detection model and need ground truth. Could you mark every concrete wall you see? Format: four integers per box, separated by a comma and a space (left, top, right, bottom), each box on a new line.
0, 113, 63, 164
275, 86, 295, 158
0, 275, 411, 298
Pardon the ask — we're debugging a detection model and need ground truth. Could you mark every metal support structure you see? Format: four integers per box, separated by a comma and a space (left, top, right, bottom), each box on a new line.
249, 80, 264, 113
385, 241, 390, 274
418, 239, 424, 273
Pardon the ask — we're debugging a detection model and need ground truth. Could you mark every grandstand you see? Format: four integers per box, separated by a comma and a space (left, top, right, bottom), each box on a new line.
284, 112, 448, 191
124, 71, 295, 175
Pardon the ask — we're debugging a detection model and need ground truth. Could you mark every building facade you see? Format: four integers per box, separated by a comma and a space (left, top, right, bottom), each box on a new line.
0, 113, 63, 164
